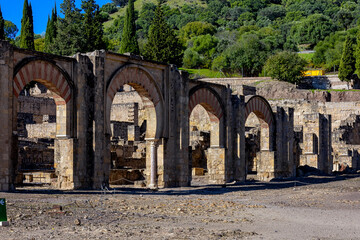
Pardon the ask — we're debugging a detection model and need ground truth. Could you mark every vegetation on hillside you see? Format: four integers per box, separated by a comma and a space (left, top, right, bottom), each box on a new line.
4, 0, 360, 82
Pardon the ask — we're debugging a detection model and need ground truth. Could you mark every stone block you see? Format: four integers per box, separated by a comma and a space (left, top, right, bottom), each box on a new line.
338, 156, 354, 168
300, 154, 318, 168
207, 147, 226, 184
109, 169, 144, 185
192, 168, 204, 176
257, 151, 275, 171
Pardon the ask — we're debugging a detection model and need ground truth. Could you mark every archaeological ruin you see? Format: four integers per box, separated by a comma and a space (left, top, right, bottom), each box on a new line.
0, 40, 359, 191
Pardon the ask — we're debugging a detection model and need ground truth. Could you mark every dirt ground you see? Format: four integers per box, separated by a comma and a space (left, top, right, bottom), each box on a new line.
1, 174, 360, 240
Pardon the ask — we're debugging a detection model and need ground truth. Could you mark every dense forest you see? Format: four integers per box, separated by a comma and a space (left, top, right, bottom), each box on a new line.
2, 0, 360, 79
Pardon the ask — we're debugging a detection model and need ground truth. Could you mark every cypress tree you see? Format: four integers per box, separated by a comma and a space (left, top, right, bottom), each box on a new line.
0, 6, 5, 40
20, 0, 35, 50
52, 0, 84, 56
339, 34, 356, 83
81, 0, 105, 52
44, 7, 58, 53
28, 3, 34, 39
119, 0, 139, 54
143, 1, 183, 65
44, 16, 51, 51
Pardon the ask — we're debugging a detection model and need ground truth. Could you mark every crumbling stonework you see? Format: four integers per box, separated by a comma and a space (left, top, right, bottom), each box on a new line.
1, 39, 360, 192
267, 99, 360, 173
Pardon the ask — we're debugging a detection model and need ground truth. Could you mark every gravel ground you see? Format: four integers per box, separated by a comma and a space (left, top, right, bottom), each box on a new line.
1, 174, 360, 240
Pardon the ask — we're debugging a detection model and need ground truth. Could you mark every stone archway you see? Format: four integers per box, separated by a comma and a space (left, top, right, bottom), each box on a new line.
106, 64, 165, 188
188, 86, 226, 184
13, 58, 75, 189
244, 95, 275, 181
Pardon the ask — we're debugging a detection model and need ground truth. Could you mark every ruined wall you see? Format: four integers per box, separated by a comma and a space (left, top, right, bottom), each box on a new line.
269, 99, 360, 171
111, 93, 144, 124
18, 95, 56, 116
26, 123, 56, 139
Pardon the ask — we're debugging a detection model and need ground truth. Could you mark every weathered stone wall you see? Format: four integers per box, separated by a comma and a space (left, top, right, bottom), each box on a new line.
111, 93, 145, 125
26, 123, 56, 139
190, 105, 211, 132
8, 41, 355, 191
18, 139, 54, 171
18, 95, 56, 116
269, 99, 359, 172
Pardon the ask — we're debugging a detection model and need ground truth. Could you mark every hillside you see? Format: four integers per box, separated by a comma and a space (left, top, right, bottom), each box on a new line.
104, 0, 207, 28
101, 0, 360, 78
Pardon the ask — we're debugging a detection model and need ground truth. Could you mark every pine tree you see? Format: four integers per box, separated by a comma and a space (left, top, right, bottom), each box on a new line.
81, 0, 105, 52
44, 6, 58, 53
0, 6, 5, 40
339, 34, 356, 83
52, 0, 84, 55
143, 2, 183, 65
119, 0, 139, 54
20, 0, 35, 50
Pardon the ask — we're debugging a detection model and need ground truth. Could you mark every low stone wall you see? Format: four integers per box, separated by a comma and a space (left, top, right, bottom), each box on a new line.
109, 169, 144, 185
26, 123, 56, 139
18, 95, 56, 116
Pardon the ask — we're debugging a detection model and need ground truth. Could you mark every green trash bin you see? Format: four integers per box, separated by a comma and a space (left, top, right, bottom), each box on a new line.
0, 198, 7, 222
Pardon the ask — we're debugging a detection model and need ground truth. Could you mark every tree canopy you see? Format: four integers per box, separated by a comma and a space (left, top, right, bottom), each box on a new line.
52, 0, 84, 55
8, 0, 360, 79
81, 0, 106, 52
264, 51, 307, 83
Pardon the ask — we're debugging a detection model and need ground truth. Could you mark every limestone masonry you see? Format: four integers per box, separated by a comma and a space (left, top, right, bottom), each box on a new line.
0, 40, 359, 191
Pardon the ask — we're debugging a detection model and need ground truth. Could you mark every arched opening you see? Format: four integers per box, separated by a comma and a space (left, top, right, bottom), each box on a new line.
106, 65, 164, 189
188, 86, 225, 185
245, 112, 260, 178
13, 59, 74, 190
244, 96, 275, 181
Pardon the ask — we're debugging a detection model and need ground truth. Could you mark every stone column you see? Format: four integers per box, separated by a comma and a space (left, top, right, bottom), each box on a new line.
0, 41, 14, 191
147, 138, 159, 189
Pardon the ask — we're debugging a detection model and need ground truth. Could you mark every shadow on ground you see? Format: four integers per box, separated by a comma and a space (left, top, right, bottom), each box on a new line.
11, 173, 360, 196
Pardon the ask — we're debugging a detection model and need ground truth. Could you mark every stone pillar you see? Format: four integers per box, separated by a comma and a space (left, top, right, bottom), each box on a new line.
274, 106, 295, 178
207, 147, 226, 184
0, 41, 14, 191
147, 138, 159, 189
257, 151, 275, 181
73, 53, 93, 189
88, 51, 109, 189
170, 68, 190, 187
236, 95, 246, 182
54, 137, 74, 189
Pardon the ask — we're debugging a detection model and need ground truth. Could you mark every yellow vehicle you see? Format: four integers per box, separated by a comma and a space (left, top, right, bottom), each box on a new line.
303, 70, 325, 76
